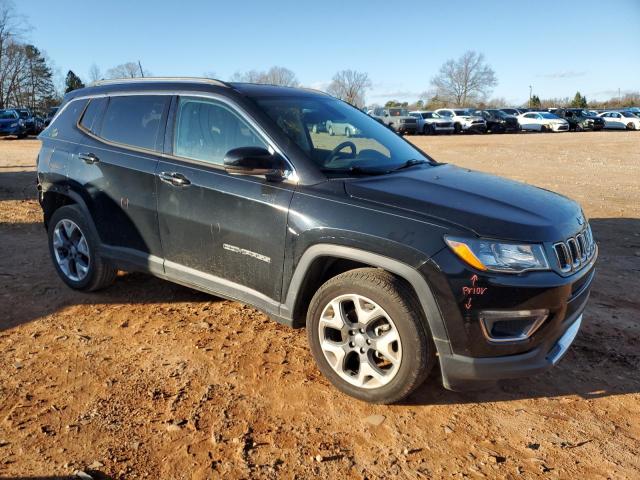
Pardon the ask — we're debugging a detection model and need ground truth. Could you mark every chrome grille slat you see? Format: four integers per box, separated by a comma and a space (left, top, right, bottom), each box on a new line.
553, 225, 595, 274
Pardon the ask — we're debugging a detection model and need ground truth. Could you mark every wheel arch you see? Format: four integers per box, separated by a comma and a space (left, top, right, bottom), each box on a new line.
41, 187, 94, 233
282, 244, 452, 355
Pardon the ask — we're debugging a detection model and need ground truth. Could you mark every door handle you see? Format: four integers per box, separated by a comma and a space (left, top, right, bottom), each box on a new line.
158, 171, 191, 187
78, 152, 99, 164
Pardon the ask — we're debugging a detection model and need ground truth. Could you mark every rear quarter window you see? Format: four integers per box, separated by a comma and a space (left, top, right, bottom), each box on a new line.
100, 95, 169, 151
79, 98, 108, 134
43, 99, 89, 139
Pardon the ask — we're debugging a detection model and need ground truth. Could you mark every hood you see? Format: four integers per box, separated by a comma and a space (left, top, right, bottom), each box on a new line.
345, 164, 584, 242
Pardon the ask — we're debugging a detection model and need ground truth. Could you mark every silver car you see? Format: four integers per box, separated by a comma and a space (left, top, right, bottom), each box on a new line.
409, 111, 455, 135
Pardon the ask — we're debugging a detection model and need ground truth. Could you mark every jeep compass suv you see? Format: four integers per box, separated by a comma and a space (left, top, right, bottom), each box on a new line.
37, 78, 597, 403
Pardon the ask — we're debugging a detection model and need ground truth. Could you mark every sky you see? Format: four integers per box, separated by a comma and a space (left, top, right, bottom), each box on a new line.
16, 0, 640, 105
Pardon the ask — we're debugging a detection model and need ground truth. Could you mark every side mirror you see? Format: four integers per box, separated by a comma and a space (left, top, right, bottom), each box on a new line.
223, 147, 288, 181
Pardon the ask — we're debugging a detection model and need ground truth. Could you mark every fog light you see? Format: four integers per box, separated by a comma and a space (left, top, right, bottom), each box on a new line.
479, 309, 549, 343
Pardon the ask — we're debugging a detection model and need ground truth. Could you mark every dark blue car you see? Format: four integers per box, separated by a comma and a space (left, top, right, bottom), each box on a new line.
0, 109, 28, 138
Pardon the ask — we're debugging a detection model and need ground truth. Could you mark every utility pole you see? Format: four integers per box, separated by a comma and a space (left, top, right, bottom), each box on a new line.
529, 85, 532, 108
138, 60, 144, 78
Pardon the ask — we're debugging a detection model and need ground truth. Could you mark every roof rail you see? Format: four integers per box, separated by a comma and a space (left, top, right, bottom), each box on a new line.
89, 77, 230, 88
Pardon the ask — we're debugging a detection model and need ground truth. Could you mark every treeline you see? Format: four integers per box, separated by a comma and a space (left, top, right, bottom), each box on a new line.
0, 2, 58, 111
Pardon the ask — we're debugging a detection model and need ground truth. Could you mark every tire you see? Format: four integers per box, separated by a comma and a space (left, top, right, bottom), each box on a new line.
48, 205, 117, 292
575, 123, 584, 132
306, 268, 436, 404
345, 127, 351, 137
328, 125, 335, 136
312, 124, 318, 134
17, 133, 27, 139
626, 122, 636, 130
453, 123, 462, 134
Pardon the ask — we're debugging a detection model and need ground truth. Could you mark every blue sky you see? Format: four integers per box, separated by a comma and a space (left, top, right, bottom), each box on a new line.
19, 0, 640, 105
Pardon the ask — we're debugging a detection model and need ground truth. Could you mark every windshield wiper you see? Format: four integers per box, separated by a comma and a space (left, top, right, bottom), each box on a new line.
392, 159, 429, 171
320, 166, 390, 176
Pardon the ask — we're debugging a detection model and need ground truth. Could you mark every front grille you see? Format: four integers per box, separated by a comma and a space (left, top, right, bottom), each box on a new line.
553, 225, 596, 273
472, 120, 484, 124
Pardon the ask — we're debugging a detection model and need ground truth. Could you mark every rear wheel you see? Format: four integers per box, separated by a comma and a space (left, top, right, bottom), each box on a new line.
626, 122, 636, 130
48, 205, 117, 291
345, 127, 352, 137
307, 268, 436, 404
453, 123, 462, 134
328, 125, 335, 136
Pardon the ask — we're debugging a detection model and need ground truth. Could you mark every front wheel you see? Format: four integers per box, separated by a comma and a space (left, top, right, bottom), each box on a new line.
307, 268, 436, 404
48, 205, 117, 291
453, 123, 462, 134
627, 122, 636, 130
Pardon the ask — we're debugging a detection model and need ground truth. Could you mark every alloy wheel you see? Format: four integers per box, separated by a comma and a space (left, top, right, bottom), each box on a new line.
52, 219, 90, 282
318, 294, 402, 389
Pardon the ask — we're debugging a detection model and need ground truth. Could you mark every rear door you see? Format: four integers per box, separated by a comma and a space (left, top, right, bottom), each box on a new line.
156, 95, 295, 307
72, 94, 170, 272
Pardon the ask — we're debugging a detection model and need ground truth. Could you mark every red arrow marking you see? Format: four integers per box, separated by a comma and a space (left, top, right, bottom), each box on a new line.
464, 297, 473, 310
470, 274, 478, 287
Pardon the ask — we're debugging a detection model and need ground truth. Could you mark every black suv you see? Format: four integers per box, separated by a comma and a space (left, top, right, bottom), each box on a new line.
474, 109, 520, 133
16, 108, 43, 135
37, 78, 597, 403
554, 108, 605, 131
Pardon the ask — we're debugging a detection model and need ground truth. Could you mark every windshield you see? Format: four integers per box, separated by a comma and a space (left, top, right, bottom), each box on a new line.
255, 96, 432, 173
388, 108, 408, 117
488, 110, 508, 118
17, 111, 29, 119
622, 111, 638, 118
0, 111, 17, 120
454, 109, 471, 116
421, 112, 438, 119
540, 113, 560, 119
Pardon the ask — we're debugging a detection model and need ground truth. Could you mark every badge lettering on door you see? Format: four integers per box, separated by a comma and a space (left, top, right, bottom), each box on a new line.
223, 243, 271, 264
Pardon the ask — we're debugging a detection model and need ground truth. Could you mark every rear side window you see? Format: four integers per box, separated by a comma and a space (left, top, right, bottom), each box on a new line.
79, 98, 107, 134
173, 97, 266, 165
100, 95, 168, 151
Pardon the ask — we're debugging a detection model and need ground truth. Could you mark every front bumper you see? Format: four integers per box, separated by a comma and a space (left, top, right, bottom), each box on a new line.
462, 123, 487, 133
422, 241, 596, 391
439, 309, 584, 391
395, 123, 417, 134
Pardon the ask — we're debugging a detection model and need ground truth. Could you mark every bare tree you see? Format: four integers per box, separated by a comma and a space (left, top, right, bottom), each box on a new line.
326, 70, 372, 108
106, 61, 150, 79
88, 63, 102, 83
230, 66, 299, 87
430, 51, 497, 106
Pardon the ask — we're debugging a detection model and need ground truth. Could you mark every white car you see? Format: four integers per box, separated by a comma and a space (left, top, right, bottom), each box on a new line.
434, 108, 487, 133
326, 120, 360, 137
409, 111, 455, 134
517, 112, 569, 132
597, 111, 640, 130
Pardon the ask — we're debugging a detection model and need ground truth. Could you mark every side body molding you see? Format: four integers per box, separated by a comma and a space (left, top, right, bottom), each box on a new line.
281, 244, 452, 355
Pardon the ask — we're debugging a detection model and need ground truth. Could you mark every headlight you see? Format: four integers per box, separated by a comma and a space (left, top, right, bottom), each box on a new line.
445, 236, 549, 273
10, 122, 18, 127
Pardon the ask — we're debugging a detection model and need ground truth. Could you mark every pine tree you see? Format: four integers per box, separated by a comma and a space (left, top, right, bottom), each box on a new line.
65, 70, 85, 93
570, 91, 587, 108
23, 45, 56, 110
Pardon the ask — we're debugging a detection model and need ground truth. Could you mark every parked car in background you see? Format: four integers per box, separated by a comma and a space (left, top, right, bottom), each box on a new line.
326, 120, 360, 137
0, 109, 28, 138
500, 108, 525, 117
44, 106, 60, 127
553, 108, 605, 131
517, 112, 569, 132
382, 108, 418, 135
473, 109, 520, 133
16, 108, 44, 135
408, 110, 454, 134
597, 111, 640, 130
435, 108, 486, 133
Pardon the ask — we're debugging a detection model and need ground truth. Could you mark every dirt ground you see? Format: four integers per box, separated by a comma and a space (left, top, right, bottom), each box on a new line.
0, 132, 639, 479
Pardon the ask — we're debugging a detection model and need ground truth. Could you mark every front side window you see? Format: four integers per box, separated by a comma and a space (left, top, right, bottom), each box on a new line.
101, 95, 168, 151
254, 95, 432, 173
173, 97, 266, 165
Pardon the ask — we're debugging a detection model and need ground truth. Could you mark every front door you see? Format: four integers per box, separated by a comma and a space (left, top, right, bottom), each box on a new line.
156, 95, 295, 309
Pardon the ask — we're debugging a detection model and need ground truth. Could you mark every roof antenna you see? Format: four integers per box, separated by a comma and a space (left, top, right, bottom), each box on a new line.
138, 60, 144, 78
